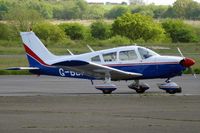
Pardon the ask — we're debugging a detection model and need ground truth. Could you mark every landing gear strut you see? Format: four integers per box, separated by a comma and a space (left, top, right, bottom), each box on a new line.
158, 78, 182, 94
128, 80, 150, 94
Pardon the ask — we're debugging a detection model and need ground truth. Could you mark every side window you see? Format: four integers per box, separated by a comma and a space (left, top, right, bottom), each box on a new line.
91, 55, 101, 62
103, 52, 117, 62
138, 48, 153, 59
119, 50, 137, 61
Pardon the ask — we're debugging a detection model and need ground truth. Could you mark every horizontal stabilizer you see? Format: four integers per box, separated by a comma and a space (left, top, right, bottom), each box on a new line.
5, 67, 39, 70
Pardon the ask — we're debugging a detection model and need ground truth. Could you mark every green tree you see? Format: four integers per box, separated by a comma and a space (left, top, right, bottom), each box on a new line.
153, 6, 168, 18
173, 0, 193, 18
131, 5, 154, 17
33, 22, 66, 42
5, 6, 43, 32
162, 6, 177, 18
105, 6, 130, 19
185, 1, 200, 19
84, 5, 105, 19
162, 19, 198, 42
28, 1, 53, 19
90, 21, 112, 40
0, 23, 13, 40
53, 0, 88, 20
0, 0, 9, 20
75, 0, 88, 19
112, 13, 166, 42
59, 23, 87, 40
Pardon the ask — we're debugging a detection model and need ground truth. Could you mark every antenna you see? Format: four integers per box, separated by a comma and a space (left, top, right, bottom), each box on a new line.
87, 45, 95, 52
67, 49, 74, 55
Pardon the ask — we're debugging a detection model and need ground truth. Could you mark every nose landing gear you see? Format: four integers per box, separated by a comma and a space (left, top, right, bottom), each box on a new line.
158, 79, 182, 94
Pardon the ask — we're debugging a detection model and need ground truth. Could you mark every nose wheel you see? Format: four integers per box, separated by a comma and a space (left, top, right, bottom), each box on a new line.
158, 79, 182, 94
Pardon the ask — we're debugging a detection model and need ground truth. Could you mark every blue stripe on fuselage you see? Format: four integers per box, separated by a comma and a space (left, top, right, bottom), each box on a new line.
26, 54, 186, 80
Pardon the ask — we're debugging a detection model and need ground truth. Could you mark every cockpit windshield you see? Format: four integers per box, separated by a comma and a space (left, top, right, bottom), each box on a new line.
138, 47, 158, 59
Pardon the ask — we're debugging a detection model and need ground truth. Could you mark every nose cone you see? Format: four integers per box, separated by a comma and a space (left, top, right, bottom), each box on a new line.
181, 58, 195, 67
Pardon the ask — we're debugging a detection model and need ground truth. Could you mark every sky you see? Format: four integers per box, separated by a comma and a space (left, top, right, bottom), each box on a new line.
145, 0, 200, 5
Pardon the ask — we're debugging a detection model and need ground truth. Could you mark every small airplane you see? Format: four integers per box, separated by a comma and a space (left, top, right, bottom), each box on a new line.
6, 31, 196, 94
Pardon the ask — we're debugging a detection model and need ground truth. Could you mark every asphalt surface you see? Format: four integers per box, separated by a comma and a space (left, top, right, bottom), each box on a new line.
0, 75, 200, 133
0, 75, 199, 96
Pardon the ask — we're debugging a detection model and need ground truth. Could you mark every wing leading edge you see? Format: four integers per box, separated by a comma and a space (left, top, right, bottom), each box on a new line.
52, 60, 142, 80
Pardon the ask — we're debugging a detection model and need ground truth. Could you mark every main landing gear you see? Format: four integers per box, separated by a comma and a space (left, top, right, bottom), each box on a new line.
128, 80, 150, 94
95, 75, 182, 94
158, 79, 182, 94
95, 73, 117, 94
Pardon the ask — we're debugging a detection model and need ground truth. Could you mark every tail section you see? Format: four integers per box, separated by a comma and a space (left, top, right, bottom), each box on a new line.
20, 32, 57, 67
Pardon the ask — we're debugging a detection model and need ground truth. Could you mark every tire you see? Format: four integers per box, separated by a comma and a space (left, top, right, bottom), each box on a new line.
166, 90, 176, 94
136, 89, 145, 94
102, 90, 112, 94
176, 87, 182, 93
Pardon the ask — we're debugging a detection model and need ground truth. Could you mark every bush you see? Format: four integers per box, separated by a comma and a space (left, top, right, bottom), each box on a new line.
162, 19, 198, 43
84, 5, 105, 19
0, 23, 11, 40
59, 23, 87, 40
90, 21, 112, 40
0, 23, 17, 40
112, 13, 167, 42
33, 22, 66, 42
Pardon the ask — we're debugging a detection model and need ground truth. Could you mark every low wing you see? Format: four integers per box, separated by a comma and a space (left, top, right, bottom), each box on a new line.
53, 60, 142, 80
5, 67, 39, 70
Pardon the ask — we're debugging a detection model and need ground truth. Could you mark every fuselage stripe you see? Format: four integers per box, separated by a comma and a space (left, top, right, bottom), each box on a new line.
26, 54, 53, 67
104, 62, 179, 67
24, 44, 49, 66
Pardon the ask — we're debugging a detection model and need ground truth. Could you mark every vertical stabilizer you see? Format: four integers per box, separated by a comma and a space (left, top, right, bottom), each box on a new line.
20, 32, 57, 66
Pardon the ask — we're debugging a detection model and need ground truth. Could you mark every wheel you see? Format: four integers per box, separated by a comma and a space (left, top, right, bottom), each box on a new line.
102, 90, 112, 94
136, 88, 145, 94
166, 90, 176, 94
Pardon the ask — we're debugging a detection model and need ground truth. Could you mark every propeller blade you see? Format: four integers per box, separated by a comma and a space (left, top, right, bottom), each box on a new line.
177, 48, 196, 78
188, 67, 197, 79
177, 47, 184, 57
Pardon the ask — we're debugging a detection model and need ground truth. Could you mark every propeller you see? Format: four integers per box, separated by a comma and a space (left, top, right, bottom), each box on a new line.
177, 47, 196, 78
177, 48, 184, 57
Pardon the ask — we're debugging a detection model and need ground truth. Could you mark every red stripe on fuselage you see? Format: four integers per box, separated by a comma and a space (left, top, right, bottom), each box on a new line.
23, 44, 49, 66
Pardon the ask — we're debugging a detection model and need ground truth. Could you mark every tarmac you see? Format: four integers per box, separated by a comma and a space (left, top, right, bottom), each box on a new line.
0, 75, 200, 133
